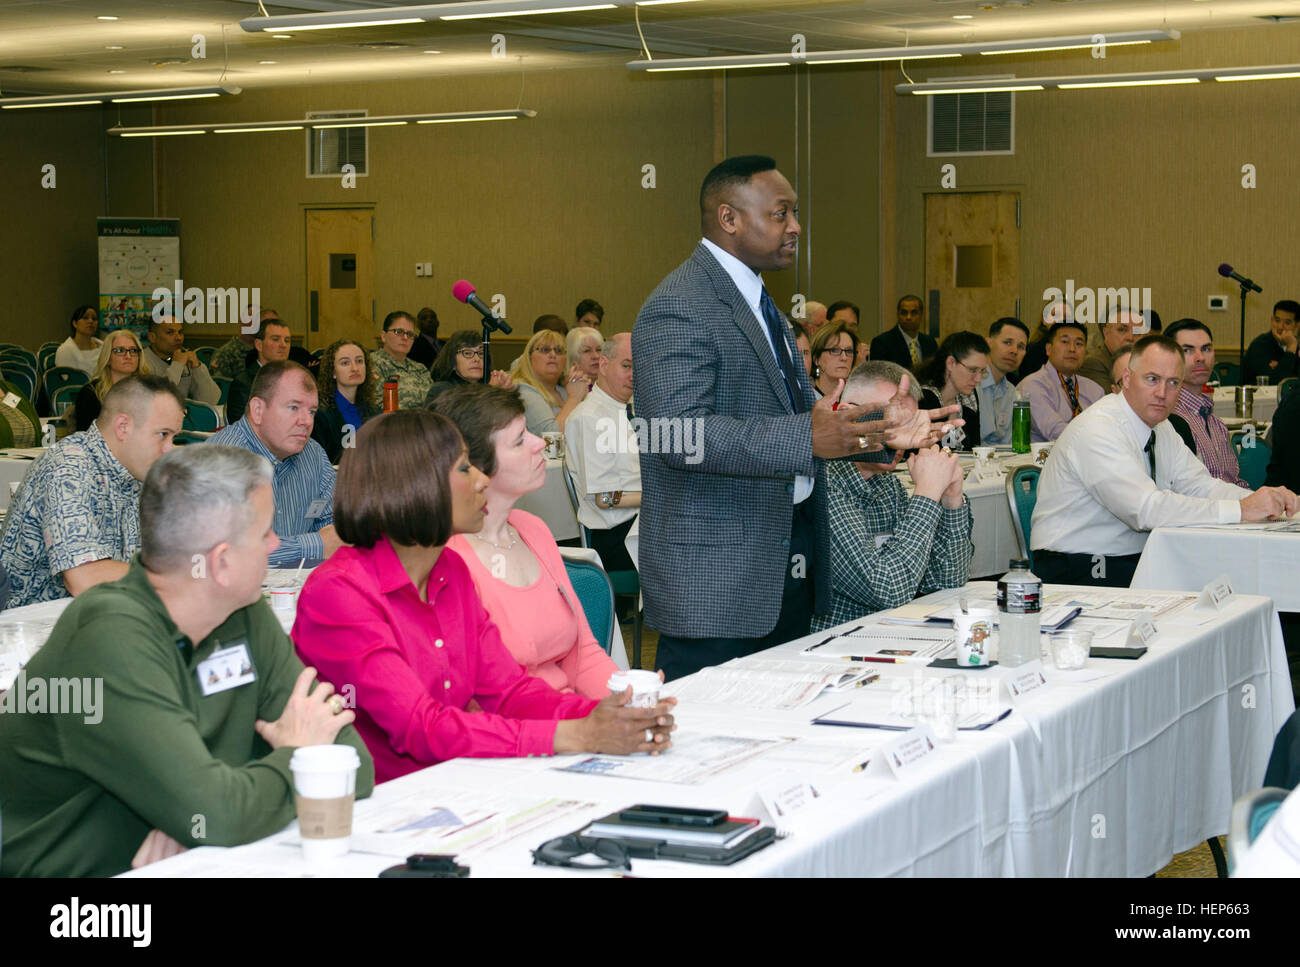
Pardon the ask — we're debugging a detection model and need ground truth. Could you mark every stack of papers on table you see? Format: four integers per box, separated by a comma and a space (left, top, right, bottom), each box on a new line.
812, 692, 1013, 732
665, 657, 880, 710
803, 625, 955, 663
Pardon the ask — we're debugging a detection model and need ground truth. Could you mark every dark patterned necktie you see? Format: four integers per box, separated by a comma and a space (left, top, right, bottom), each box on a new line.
1060, 372, 1081, 416
1144, 432, 1156, 480
759, 287, 803, 413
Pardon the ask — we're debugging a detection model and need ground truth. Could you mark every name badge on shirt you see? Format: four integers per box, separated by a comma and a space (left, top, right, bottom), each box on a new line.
2, 391, 20, 409
197, 643, 257, 696
305, 498, 329, 519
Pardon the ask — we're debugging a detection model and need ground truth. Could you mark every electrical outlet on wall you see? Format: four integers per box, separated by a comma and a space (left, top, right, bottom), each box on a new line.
415, 263, 425, 277
1208, 295, 1228, 311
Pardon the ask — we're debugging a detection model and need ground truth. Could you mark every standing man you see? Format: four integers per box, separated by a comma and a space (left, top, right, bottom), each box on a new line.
870, 295, 937, 371
1077, 307, 1139, 390
1031, 335, 1295, 587
1242, 299, 1300, 385
407, 307, 443, 368
977, 317, 1028, 445
143, 316, 222, 405
564, 333, 640, 573
1165, 318, 1247, 486
632, 155, 958, 681
1017, 320, 1104, 441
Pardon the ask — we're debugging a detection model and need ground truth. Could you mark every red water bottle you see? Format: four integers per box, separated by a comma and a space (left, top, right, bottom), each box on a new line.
383, 379, 398, 412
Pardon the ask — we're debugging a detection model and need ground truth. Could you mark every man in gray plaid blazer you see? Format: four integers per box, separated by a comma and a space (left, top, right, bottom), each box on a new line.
633, 156, 960, 681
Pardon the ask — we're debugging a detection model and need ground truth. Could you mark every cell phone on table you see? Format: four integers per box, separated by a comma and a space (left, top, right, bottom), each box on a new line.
618, 804, 727, 827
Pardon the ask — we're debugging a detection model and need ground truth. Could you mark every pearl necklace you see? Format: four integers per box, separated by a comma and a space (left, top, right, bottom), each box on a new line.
470, 524, 519, 551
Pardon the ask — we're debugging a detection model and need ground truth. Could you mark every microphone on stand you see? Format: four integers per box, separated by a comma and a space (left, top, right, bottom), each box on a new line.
1219, 263, 1262, 294
452, 280, 511, 333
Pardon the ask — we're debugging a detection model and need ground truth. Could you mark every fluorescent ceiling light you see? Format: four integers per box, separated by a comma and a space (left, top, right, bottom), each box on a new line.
286, 19, 422, 31
107, 109, 536, 138
239, 0, 635, 32
0, 85, 240, 110
1058, 77, 1198, 88
898, 63, 1300, 94
442, 5, 615, 19
630, 30, 1178, 73
982, 39, 1152, 56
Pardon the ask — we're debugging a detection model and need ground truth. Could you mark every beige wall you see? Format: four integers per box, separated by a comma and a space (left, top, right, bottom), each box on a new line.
888, 23, 1300, 352
147, 68, 713, 351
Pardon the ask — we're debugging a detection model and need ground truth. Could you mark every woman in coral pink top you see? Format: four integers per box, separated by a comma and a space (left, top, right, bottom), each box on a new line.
433, 384, 621, 698
291, 410, 674, 783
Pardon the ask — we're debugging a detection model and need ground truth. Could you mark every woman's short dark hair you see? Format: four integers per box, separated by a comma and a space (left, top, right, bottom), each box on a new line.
69, 304, 97, 334
382, 310, 414, 332
335, 411, 463, 549
429, 383, 524, 478
917, 331, 990, 389
809, 320, 860, 370
430, 330, 482, 382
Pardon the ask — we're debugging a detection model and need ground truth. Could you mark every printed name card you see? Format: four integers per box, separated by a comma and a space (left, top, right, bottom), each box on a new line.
1004, 661, 1049, 702
1127, 616, 1158, 647
878, 726, 939, 779
2, 392, 20, 410
756, 777, 821, 825
1196, 575, 1235, 611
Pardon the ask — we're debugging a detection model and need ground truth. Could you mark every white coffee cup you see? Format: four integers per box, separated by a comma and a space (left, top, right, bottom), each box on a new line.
607, 669, 661, 708
972, 446, 994, 462
541, 431, 564, 460
268, 587, 297, 612
290, 744, 360, 863
953, 608, 995, 667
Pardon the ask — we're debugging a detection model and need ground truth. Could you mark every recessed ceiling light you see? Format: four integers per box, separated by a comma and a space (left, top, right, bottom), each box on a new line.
108, 69, 126, 74
953, 14, 974, 19
105, 45, 124, 50
259, 60, 278, 64
424, 49, 442, 54
97, 15, 118, 21
272, 34, 294, 39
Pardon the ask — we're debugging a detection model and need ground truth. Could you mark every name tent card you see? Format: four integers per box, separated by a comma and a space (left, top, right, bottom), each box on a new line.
1004, 661, 1049, 702
1196, 575, 1235, 611
1127, 616, 1158, 647
877, 726, 940, 779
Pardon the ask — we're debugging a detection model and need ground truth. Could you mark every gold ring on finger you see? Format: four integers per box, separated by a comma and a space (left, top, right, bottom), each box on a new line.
858, 435, 869, 450
329, 695, 345, 715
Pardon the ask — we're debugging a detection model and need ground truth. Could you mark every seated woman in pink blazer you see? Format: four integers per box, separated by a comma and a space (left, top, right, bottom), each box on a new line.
431, 384, 621, 699
291, 410, 674, 783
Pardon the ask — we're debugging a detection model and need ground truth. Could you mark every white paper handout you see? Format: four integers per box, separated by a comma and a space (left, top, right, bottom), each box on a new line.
663, 657, 880, 710
554, 733, 789, 785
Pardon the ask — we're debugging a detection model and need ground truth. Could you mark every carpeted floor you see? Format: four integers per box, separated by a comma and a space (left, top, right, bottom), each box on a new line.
618, 621, 1227, 879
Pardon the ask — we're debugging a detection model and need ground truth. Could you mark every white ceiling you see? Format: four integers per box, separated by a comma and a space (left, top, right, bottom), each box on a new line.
1, 0, 1298, 94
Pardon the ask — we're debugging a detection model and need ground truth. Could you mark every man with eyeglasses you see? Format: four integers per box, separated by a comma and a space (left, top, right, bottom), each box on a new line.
1030, 335, 1297, 587
143, 315, 222, 406
1016, 321, 1104, 441
370, 310, 434, 410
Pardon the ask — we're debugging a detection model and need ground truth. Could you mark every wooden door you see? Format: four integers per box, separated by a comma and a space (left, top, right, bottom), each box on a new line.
305, 208, 375, 351
924, 192, 1020, 340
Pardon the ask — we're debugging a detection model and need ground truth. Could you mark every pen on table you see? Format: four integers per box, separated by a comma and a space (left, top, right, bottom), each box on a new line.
843, 655, 901, 664
852, 758, 871, 772
805, 626, 861, 651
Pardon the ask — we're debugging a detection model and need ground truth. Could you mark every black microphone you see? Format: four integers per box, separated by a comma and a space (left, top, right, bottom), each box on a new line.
1218, 263, 1262, 294
452, 279, 512, 333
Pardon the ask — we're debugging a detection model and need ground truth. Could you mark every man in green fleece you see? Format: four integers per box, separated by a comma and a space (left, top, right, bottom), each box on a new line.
0, 444, 375, 876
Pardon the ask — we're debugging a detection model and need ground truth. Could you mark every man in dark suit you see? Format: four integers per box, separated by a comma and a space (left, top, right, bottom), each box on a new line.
632, 155, 959, 681
870, 295, 937, 372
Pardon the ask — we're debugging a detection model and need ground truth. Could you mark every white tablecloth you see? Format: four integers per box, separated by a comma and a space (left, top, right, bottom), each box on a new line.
1215, 385, 1278, 423
0, 451, 42, 511
1133, 524, 1300, 612
123, 583, 1291, 878
515, 458, 579, 542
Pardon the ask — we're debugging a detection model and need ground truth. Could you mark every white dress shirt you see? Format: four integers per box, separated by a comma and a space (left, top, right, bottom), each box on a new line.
976, 369, 1018, 446
699, 237, 813, 503
1030, 391, 1250, 557
564, 384, 640, 530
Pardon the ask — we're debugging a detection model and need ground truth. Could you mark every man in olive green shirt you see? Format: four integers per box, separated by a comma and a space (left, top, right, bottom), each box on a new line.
0, 444, 374, 877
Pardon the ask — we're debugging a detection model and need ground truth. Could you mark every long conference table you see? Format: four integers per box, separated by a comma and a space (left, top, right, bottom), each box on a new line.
115, 581, 1291, 878
1133, 524, 1300, 612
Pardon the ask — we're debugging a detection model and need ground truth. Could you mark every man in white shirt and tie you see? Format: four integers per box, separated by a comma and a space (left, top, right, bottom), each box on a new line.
564, 332, 641, 573
1031, 334, 1298, 587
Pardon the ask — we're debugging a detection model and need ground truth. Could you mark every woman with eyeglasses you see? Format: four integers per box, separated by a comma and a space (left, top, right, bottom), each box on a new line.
916, 331, 990, 450
369, 310, 433, 410
510, 328, 589, 435
423, 330, 514, 405
290, 409, 675, 782
71, 329, 151, 432
311, 339, 380, 463
432, 383, 621, 698
809, 320, 860, 398
54, 305, 103, 377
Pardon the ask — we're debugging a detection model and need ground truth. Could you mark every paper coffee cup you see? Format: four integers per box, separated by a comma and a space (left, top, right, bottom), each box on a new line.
290, 744, 360, 862
953, 608, 995, 667
268, 588, 297, 612
607, 669, 660, 708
